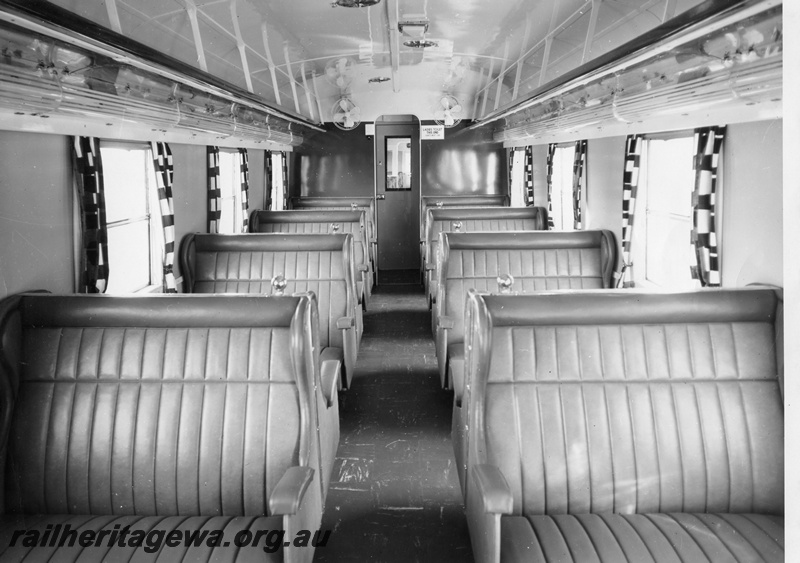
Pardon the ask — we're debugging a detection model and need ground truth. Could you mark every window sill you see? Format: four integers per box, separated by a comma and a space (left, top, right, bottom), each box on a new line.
134, 276, 183, 294
631, 278, 699, 292
135, 284, 164, 294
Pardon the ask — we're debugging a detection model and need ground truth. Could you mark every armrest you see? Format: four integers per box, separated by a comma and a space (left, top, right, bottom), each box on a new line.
451, 372, 465, 407
438, 316, 455, 330
336, 316, 355, 329
357, 264, 369, 272
319, 357, 340, 408
268, 466, 315, 516
425, 264, 436, 271
472, 464, 513, 515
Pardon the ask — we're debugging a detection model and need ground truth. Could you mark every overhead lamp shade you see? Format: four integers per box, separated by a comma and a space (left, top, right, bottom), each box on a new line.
334, 0, 381, 7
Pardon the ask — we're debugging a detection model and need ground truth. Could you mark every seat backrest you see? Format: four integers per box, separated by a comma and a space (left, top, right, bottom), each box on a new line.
0, 294, 317, 517
289, 197, 376, 250
249, 209, 368, 271
420, 195, 510, 241
466, 289, 784, 517
438, 230, 616, 344
425, 207, 548, 265
179, 233, 357, 349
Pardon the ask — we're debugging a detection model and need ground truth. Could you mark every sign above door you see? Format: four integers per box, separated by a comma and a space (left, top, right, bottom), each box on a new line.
420, 125, 445, 140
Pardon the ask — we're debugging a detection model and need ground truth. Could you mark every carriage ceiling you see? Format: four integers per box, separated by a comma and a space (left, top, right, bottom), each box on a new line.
32, 0, 708, 125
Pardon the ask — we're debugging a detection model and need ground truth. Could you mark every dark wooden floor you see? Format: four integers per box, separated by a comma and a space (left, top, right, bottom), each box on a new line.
315, 282, 474, 562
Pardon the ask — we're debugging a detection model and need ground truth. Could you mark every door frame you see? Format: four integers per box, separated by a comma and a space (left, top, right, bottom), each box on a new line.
373, 116, 422, 280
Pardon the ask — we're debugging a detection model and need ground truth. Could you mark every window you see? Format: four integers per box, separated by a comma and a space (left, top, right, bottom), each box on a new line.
550, 145, 576, 230
218, 150, 242, 233
385, 137, 412, 190
509, 149, 526, 207
100, 143, 163, 293
270, 152, 286, 210
633, 136, 699, 290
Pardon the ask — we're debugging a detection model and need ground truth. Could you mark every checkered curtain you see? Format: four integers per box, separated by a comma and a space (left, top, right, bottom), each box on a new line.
280, 151, 289, 210
507, 149, 515, 203
238, 148, 250, 232
617, 134, 643, 288
572, 140, 587, 230
265, 150, 273, 210
71, 136, 109, 293
545, 143, 556, 229
524, 146, 534, 206
691, 126, 725, 287
150, 142, 177, 293
207, 146, 221, 233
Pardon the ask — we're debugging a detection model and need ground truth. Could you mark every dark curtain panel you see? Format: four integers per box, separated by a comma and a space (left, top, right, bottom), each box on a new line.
206, 146, 221, 233
150, 141, 177, 293
71, 136, 109, 293
691, 126, 725, 287
618, 134, 643, 288
572, 140, 587, 230
238, 148, 250, 232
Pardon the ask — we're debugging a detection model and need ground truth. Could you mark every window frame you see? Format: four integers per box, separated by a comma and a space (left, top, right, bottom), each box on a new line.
270, 152, 286, 211
549, 143, 577, 231
217, 149, 243, 234
509, 148, 526, 207
631, 131, 711, 290
99, 140, 164, 294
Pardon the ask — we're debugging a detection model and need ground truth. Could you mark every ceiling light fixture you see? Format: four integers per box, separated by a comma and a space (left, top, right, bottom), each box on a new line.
368, 76, 391, 83
404, 39, 437, 48
398, 19, 429, 38
332, 0, 381, 7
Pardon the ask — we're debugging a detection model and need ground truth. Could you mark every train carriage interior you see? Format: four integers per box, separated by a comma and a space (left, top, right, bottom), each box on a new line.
0, 0, 795, 561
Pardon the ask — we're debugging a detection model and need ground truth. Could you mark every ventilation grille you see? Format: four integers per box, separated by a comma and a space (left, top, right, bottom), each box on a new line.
0, 22, 300, 146
493, 4, 782, 142
495, 56, 782, 142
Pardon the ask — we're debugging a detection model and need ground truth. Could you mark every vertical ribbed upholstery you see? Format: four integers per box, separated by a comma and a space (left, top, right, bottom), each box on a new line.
193, 250, 346, 350
485, 323, 782, 516
437, 231, 616, 393
2, 295, 314, 518
464, 290, 784, 563
419, 195, 510, 248
289, 201, 376, 267
179, 233, 359, 389
423, 207, 548, 304
8, 327, 299, 516
427, 219, 543, 276
444, 247, 605, 344
249, 210, 371, 303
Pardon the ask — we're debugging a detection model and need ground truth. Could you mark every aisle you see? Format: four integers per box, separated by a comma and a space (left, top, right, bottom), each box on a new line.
315, 283, 474, 562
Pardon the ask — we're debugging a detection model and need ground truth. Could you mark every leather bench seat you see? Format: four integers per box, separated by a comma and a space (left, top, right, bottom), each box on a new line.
501, 513, 784, 562
436, 230, 616, 393
0, 293, 332, 563
290, 196, 377, 269
419, 195, 510, 265
462, 289, 784, 563
422, 207, 548, 307
250, 209, 372, 308
179, 233, 360, 388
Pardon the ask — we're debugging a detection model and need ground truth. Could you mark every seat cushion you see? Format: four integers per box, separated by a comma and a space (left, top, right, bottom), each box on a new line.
0, 514, 287, 562
501, 513, 784, 563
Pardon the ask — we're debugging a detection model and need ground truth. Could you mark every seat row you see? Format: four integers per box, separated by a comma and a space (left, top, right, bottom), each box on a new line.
0, 292, 337, 562
459, 287, 784, 562
421, 206, 549, 307
251, 207, 373, 308
423, 221, 783, 561
0, 204, 379, 561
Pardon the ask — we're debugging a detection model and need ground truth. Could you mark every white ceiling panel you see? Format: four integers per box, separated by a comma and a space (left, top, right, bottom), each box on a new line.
42, 0, 710, 122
